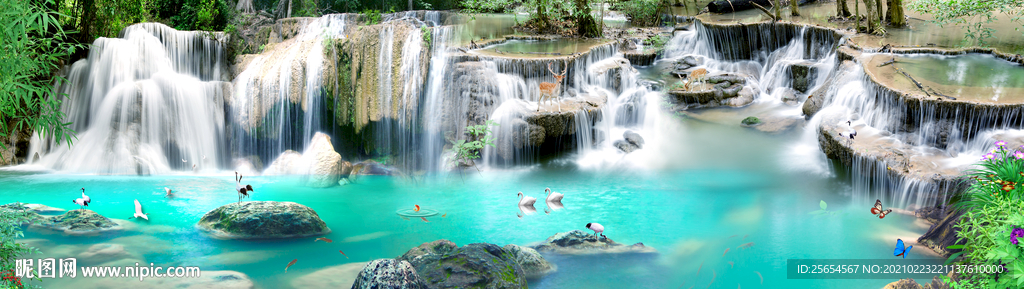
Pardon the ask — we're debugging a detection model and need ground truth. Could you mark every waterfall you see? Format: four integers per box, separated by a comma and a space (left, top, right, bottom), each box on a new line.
29, 23, 230, 174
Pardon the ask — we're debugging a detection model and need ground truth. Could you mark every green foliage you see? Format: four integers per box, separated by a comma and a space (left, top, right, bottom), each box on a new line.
741, 116, 761, 125
448, 120, 498, 168
461, 0, 516, 13
0, 204, 44, 288
952, 142, 1024, 211
421, 25, 432, 49
618, 0, 666, 27
809, 200, 841, 217
947, 197, 1024, 288
644, 34, 669, 52
363, 9, 382, 25
152, 0, 231, 31
910, 0, 1024, 47
1, 0, 81, 151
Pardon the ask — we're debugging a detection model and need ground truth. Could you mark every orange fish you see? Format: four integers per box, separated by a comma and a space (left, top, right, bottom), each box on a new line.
400, 216, 409, 220
738, 242, 754, 249
708, 270, 716, 288
728, 261, 734, 268
339, 250, 349, 259
315, 237, 333, 243
728, 235, 737, 238
742, 234, 748, 240
285, 259, 297, 272
697, 261, 703, 277
755, 271, 763, 284
442, 213, 447, 217
723, 248, 730, 257
414, 205, 420, 212
420, 217, 429, 222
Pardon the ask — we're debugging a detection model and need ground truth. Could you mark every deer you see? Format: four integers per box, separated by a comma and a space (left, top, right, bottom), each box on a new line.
683, 68, 708, 91
538, 62, 568, 112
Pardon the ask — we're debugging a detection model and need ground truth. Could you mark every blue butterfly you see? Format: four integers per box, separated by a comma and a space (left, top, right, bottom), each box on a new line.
894, 238, 913, 259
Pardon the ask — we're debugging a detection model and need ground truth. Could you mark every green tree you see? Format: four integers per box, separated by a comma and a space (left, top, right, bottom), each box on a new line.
911, 0, 1024, 46
1, 0, 82, 151
0, 205, 43, 289
887, 0, 906, 27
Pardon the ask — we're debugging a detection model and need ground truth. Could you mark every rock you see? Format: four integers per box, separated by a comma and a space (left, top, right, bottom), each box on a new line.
302, 132, 344, 187
615, 140, 639, 154
351, 259, 427, 289
350, 160, 395, 176
804, 60, 855, 117
915, 205, 945, 224
617, 39, 637, 52
263, 150, 303, 175
790, 61, 819, 93
917, 207, 965, 257
398, 241, 528, 289
503, 244, 556, 279
338, 178, 351, 186
624, 51, 657, 66
533, 230, 657, 254
35, 209, 120, 235
1, 203, 65, 214
669, 56, 701, 77
623, 130, 644, 148
339, 160, 353, 176
741, 116, 761, 126
196, 201, 330, 239
778, 87, 801, 105
755, 116, 802, 133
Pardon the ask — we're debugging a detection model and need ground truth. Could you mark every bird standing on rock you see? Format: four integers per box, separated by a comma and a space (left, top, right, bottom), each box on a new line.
586, 223, 605, 237
72, 188, 90, 210
839, 120, 857, 140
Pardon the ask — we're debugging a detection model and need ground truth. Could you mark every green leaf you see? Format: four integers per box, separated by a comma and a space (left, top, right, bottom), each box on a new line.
820, 200, 827, 210
943, 251, 963, 265
946, 244, 965, 250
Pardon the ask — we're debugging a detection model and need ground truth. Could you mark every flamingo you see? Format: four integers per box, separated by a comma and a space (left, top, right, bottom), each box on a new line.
545, 188, 563, 203
235, 172, 254, 203
586, 222, 605, 237
133, 199, 149, 220
517, 192, 537, 207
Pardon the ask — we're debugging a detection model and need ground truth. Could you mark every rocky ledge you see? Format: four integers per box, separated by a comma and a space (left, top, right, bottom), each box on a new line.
31, 209, 121, 235
667, 73, 755, 109
355, 239, 549, 288
532, 230, 656, 254
351, 259, 427, 289
915, 206, 965, 258
882, 276, 950, 289
196, 201, 330, 239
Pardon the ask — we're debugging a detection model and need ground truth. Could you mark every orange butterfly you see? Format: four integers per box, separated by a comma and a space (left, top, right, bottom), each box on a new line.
871, 199, 892, 219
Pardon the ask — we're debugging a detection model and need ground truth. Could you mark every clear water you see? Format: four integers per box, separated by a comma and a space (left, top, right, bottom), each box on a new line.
475, 39, 613, 57
888, 53, 1024, 103
2, 120, 940, 288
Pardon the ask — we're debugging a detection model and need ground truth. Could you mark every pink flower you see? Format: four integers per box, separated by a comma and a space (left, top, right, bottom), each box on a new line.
1015, 151, 1024, 159
996, 140, 1008, 147
983, 153, 997, 161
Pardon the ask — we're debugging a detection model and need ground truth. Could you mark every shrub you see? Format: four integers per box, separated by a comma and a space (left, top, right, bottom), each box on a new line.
619, 0, 665, 27
0, 205, 43, 288
741, 116, 761, 125
944, 197, 1024, 288
447, 120, 498, 169
953, 140, 1024, 211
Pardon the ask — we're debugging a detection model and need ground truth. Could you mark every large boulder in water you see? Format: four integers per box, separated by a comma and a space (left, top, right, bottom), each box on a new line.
196, 201, 330, 239
351, 259, 428, 289
302, 132, 345, 187
503, 244, 556, 279
263, 150, 303, 175
533, 230, 656, 254
397, 240, 528, 289
615, 130, 645, 153
34, 209, 121, 235
789, 61, 819, 93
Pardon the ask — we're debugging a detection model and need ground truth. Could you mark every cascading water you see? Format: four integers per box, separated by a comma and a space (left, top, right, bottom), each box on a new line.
29, 23, 231, 174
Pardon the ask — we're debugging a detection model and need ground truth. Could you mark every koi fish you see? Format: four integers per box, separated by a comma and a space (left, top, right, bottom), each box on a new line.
728, 235, 737, 238
315, 237, 333, 243
738, 242, 754, 249
723, 248, 730, 257
339, 250, 349, 259
707, 270, 716, 288
742, 234, 748, 240
442, 213, 447, 217
755, 271, 763, 284
285, 259, 297, 272
420, 217, 429, 222
400, 216, 410, 220
728, 261, 734, 268
697, 261, 703, 277
414, 205, 420, 212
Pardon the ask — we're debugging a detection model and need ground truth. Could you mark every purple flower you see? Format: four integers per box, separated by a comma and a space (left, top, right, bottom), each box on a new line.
1015, 151, 1024, 159
996, 140, 1008, 147
1012, 227, 1024, 245
983, 153, 998, 161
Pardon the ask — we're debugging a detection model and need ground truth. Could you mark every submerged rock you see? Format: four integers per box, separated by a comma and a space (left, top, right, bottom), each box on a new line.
351, 259, 427, 289
397, 240, 528, 289
623, 130, 644, 148
503, 244, 556, 279
533, 230, 656, 254
668, 73, 751, 109
35, 209, 120, 235
196, 201, 330, 239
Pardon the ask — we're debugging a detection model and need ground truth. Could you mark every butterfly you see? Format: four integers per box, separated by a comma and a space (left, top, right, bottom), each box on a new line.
894, 238, 913, 259
871, 199, 892, 219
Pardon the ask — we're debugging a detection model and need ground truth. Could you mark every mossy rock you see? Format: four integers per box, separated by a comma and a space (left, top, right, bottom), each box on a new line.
196, 201, 330, 239
741, 116, 761, 126
397, 240, 527, 289
34, 209, 120, 235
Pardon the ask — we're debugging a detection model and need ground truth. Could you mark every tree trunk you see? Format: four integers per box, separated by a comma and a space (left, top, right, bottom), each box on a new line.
773, 0, 781, 20
888, 0, 906, 27
836, 0, 851, 17
575, 0, 601, 37
789, 0, 800, 16
854, 0, 860, 31
876, 0, 884, 22
864, 0, 876, 33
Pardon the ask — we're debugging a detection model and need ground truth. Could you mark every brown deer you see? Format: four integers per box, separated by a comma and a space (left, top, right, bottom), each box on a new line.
683, 68, 708, 91
538, 62, 568, 112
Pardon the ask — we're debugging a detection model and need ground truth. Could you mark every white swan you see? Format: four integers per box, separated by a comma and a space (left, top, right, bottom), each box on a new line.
133, 199, 149, 220
545, 188, 563, 203
517, 192, 537, 207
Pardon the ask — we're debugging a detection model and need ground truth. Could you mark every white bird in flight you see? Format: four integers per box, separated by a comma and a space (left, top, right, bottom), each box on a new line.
133, 199, 149, 220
